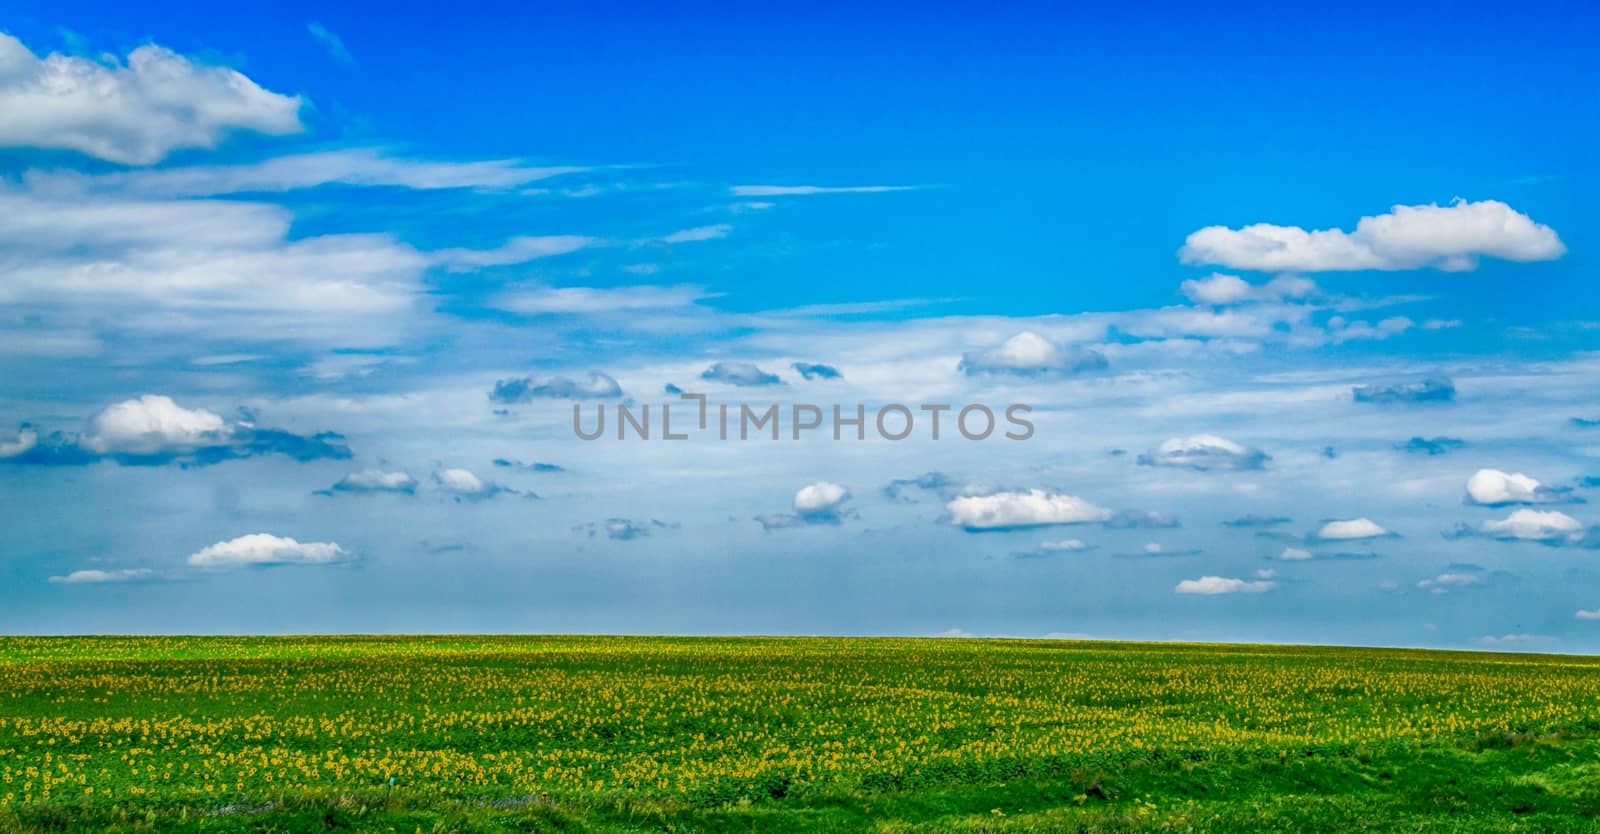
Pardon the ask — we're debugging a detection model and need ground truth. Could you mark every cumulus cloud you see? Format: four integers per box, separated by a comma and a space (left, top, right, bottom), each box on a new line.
1, 395, 349, 467
489, 372, 622, 402
945, 489, 1114, 532
756, 481, 855, 530
81, 394, 227, 456
1137, 434, 1269, 472
1352, 378, 1456, 404
1577, 609, 1600, 621
960, 332, 1107, 377
755, 477, 857, 531
1465, 468, 1574, 506
0, 33, 303, 164
1448, 509, 1591, 546
1278, 547, 1313, 561
322, 469, 417, 495
1175, 576, 1275, 595
1397, 436, 1466, 456
433, 467, 528, 501
0, 427, 39, 459
48, 568, 157, 584
791, 362, 841, 380
700, 362, 781, 387
186, 534, 350, 569
794, 481, 851, 516
1179, 199, 1565, 273
1179, 273, 1318, 306
1313, 518, 1393, 541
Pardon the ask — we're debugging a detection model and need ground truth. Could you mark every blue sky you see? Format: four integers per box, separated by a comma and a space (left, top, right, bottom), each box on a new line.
2, 2, 1599, 649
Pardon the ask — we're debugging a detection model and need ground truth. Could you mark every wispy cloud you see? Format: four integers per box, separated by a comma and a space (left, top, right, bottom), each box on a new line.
307, 22, 355, 65
730, 184, 925, 197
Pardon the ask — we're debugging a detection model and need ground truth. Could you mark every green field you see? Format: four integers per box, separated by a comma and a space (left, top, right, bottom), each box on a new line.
1, 636, 1598, 832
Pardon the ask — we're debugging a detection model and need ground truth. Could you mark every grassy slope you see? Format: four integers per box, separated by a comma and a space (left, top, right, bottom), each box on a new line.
1, 636, 1598, 832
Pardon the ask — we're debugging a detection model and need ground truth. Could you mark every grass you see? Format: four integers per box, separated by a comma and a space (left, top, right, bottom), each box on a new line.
1, 635, 1597, 831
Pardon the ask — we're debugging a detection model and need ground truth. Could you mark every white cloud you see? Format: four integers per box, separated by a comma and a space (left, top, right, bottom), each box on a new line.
1326, 315, 1414, 344
658, 225, 731, 244
1417, 572, 1482, 594
48, 568, 155, 584
1180, 199, 1565, 272
1474, 509, 1586, 544
794, 481, 850, 515
431, 235, 598, 271
946, 489, 1114, 531
0, 187, 427, 346
754, 481, 855, 530
700, 361, 781, 387
34, 148, 591, 196
490, 372, 623, 402
1478, 633, 1555, 649
186, 533, 349, 569
0, 33, 302, 164
1465, 468, 1564, 506
0, 428, 38, 458
960, 331, 1107, 376
1577, 609, 1600, 621
1278, 547, 1313, 561
81, 395, 227, 456
1038, 539, 1090, 552
1314, 518, 1391, 541
730, 184, 921, 197
431, 467, 525, 500
1137, 434, 1268, 471
1179, 273, 1318, 305
1175, 575, 1275, 595
494, 284, 710, 315
329, 469, 417, 494
307, 23, 354, 66
5, 394, 348, 466
435, 467, 489, 495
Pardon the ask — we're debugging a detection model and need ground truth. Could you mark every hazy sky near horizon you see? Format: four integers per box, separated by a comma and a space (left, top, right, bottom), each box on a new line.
3, 1, 1600, 650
